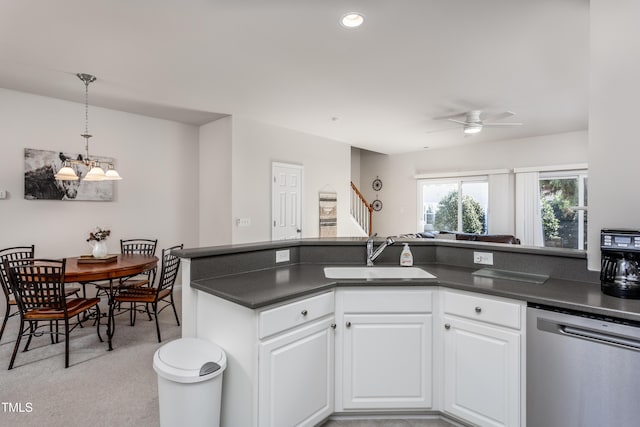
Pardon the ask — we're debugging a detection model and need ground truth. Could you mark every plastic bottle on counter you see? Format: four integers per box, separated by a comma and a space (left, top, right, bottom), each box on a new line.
400, 243, 413, 266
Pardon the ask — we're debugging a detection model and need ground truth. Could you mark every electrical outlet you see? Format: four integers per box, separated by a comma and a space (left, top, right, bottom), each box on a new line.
474, 251, 494, 265
275, 249, 290, 263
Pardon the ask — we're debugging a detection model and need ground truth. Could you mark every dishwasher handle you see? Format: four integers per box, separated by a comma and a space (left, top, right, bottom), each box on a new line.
559, 324, 640, 352
535, 314, 640, 353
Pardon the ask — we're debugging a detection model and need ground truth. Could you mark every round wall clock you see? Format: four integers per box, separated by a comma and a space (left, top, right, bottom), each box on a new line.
371, 199, 383, 211
372, 178, 383, 191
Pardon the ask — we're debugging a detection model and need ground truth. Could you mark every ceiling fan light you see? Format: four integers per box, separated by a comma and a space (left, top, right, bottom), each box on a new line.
83, 165, 106, 181
464, 124, 482, 134
54, 166, 79, 181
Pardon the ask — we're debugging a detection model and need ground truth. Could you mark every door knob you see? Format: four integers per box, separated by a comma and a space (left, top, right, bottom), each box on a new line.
444, 323, 451, 330
346, 321, 351, 328
330, 323, 337, 329
301, 309, 308, 316
475, 306, 482, 313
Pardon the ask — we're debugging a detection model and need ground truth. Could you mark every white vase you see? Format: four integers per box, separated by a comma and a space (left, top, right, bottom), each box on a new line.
91, 240, 108, 258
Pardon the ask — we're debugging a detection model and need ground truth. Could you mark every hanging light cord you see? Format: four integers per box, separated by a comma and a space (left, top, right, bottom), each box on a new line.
54, 73, 122, 181
80, 74, 94, 163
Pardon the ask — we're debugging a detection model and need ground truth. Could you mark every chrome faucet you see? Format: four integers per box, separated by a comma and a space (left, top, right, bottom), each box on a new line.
366, 233, 396, 266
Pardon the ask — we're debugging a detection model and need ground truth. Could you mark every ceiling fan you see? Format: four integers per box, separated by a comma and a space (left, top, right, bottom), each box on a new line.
430, 110, 523, 135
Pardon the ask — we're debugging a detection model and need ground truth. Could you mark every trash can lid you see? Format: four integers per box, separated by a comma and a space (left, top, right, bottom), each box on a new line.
153, 337, 227, 383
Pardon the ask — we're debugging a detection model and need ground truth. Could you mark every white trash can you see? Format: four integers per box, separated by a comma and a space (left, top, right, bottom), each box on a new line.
153, 337, 227, 427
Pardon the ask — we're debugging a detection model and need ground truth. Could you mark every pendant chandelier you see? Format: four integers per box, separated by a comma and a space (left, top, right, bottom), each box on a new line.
54, 73, 122, 181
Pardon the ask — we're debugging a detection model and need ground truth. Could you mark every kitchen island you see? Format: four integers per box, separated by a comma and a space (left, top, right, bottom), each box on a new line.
173, 238, 640, 427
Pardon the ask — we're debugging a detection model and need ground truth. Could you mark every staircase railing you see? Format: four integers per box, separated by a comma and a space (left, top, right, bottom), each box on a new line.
350, 181, 373, 236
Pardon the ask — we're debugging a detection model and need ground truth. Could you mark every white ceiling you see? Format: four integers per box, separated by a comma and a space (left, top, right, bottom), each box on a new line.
0, 0, 589, 154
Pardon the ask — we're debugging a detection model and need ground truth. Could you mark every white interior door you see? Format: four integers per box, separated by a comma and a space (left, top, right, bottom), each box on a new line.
272, 162, 303, 240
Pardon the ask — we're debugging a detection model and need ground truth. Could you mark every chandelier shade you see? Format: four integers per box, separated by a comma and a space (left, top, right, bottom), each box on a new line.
54, 73, 122, 182
83, 166, 106, 181
104, 166, 123, 180
53, 165, 80, 181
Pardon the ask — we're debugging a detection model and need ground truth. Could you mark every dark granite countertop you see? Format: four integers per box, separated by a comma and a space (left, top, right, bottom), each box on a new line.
191, 263, 640, 322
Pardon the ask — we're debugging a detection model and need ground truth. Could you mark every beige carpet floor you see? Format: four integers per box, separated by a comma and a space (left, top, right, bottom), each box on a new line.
0, 292, 182, 427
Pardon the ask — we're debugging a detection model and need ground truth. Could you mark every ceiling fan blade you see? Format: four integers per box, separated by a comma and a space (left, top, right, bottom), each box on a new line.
432, 111, 467, 120
447, 119, 468, 125
483, 122, 523, 126
482, 111, 515, 121
425, 127, 458, 134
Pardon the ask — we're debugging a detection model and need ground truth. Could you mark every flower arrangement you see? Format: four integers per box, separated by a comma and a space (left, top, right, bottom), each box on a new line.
87, 227, 111, 242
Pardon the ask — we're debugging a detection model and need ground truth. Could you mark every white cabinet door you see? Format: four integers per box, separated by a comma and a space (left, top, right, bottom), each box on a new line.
342, 313, 432, 410
258, 317, 334, 427
442, 315, 520, 427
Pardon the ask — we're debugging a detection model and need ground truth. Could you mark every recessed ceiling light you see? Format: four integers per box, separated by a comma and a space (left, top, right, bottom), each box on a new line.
340, 12, 364, 29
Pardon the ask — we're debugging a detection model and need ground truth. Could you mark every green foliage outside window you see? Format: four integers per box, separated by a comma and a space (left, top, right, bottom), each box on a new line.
540, 179, 579, 248
434, 191, 486, 234
541, 198, 560, 240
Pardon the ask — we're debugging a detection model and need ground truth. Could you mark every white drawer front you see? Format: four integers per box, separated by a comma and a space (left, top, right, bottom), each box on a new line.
259, 291, 334, 339
341, 288, 433, 313
443, 290, 522, 330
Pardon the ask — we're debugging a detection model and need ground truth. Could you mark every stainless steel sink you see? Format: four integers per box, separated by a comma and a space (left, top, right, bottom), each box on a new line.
323, 266, 436, 280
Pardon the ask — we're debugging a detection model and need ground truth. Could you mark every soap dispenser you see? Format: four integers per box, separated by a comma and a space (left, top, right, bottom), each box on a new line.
400, 243, 413, 266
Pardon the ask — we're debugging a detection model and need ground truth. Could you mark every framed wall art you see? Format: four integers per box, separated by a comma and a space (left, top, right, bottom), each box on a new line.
319, 191, 337, 237
24, 148, 114, 201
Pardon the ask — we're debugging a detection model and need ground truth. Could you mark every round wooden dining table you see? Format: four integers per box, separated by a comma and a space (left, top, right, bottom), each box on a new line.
64, 254, 158, 351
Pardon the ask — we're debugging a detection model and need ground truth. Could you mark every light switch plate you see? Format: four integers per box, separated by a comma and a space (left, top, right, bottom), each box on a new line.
0, 190, 6, 199
236, 218, 251, 227
474, 251, 494, 265
275, 249, 290, 263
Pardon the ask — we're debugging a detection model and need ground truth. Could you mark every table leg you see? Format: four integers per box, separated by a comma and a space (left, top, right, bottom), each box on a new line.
106, 279, 115, 351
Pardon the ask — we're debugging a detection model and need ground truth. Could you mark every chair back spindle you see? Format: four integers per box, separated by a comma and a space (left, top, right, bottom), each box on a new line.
157, 245, 183, 293
6, 259, 67, 315
0, 246, 35, 301
120, 239, 157, 256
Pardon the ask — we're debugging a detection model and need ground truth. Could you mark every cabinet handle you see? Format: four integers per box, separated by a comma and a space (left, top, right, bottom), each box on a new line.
475, 306, 482, 313
301, 309, 308, 316
330, 323, 337, 329
444, 323, 451, 330
346, 321, 351, 328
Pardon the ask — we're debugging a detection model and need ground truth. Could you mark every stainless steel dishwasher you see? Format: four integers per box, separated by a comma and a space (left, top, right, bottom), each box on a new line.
527, 304, 640, 427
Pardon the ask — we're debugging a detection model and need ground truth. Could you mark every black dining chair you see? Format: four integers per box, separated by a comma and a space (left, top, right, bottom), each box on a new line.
4, 258, 102, 369
94, 239, 158, 300
113, 244, 182, 342
0, 246, 80, 343
119, 238, 158, 288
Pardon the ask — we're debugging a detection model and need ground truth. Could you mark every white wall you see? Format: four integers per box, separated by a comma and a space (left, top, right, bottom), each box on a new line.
588, 1, 640, 269
360, 130, 588, 237
230, 116, 360, 243
350, 147, 361, 188
199, 117, 233, 246
0, 88, 200, 258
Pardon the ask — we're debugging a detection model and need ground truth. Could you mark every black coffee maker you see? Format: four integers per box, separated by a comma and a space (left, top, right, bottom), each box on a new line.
601, 229, 640, 298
